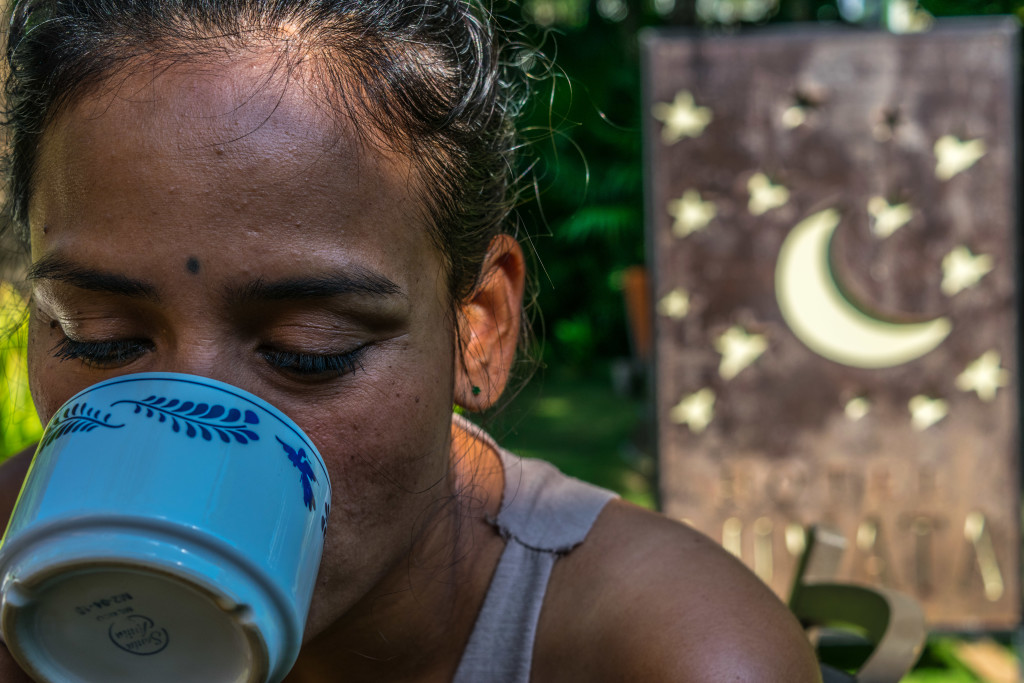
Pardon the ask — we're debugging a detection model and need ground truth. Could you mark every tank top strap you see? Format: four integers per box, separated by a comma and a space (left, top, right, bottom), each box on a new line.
452, 415, 616, 682
491, 449, 617, 552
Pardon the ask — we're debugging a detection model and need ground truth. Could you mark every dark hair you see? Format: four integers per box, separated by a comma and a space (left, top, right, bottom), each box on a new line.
1, 0, 526, 307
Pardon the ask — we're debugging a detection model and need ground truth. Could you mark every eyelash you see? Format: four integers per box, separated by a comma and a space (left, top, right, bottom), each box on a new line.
258, 347, 367, 378
52, 337, 152, 368
52, 334, 367, 379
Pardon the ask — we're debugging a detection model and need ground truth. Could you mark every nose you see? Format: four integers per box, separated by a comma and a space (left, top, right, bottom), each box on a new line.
159, 336, 257, 396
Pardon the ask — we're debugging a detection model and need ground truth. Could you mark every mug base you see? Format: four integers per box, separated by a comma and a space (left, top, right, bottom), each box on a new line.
0, 517, 295, 683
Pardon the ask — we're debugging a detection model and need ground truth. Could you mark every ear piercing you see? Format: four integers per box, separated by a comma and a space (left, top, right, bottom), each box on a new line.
472, 386, 481, 396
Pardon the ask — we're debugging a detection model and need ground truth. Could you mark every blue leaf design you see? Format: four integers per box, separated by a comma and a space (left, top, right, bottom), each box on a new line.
40, 401, 125, 447
110, 396, 262, 444
276, 437, 317, 512
301, 476, 313, 511
320, 502, 330, 537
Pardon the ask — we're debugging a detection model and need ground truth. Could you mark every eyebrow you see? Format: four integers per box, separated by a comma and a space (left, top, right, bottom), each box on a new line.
28, 255, 159, 300
28, 254, 405, 304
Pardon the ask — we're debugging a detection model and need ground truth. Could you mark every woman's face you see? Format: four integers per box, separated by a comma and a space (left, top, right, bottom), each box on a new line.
25, 56, 459, 632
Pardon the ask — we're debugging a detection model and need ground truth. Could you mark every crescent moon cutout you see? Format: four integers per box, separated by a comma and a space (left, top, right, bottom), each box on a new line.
775, 209, 952, 369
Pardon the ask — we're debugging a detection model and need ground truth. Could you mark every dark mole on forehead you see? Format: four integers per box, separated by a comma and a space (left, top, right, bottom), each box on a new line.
185, 257, 200, 275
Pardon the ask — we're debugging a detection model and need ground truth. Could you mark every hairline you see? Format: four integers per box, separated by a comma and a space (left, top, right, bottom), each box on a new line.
23, 29, 460, 297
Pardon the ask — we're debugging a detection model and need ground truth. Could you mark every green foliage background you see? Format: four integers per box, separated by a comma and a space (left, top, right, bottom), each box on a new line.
505, 0, 1024, 374
0, 285, 40, 458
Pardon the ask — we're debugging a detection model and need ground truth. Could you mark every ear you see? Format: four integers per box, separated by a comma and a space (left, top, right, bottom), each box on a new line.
454, 234, 526, 412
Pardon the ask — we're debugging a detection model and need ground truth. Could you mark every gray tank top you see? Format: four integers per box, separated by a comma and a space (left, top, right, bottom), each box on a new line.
452, 421, 617, 683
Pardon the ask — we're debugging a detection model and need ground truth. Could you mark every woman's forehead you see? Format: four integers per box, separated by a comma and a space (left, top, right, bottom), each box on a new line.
41, 54, 404, 193
29, 56, 437, 280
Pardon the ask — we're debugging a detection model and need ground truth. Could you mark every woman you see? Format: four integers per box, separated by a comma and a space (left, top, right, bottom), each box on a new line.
0, 1, 821, 680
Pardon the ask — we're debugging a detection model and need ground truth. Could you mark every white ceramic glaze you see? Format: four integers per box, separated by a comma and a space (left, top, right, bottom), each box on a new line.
0, 372, 331, 683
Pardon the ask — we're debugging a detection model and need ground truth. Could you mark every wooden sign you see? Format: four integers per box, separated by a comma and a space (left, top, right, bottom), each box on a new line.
643, 20, 1020, 629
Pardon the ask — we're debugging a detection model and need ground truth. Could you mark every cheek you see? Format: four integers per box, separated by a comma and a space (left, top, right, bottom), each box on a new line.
27, 313, 75, 425
280, 349, 457, 530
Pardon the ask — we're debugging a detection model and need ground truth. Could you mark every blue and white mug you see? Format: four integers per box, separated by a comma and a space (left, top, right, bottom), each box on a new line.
0, 373, 331, 683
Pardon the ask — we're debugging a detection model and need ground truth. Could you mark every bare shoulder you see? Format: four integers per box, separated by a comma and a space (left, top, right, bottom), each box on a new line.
534, 500, 821, 683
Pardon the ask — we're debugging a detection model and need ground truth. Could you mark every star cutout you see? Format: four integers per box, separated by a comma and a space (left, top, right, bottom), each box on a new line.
934, 135, 986, 181
955, 350, 1008, 402
844, 397, 871, 421
652, 90, 713, 144
781, 106, 807, 129
657, 288, 691, 320
667, 189, 716, 238
909, 395, 948, 431
784, 86, 827, 129
867, 196, 912, 238
887, 0, 934, 33
872, 106, 901, 142
670, 388, 715, 433
942, 246, 993, 296
748, 173, 789, 216
714, 325, 767, 380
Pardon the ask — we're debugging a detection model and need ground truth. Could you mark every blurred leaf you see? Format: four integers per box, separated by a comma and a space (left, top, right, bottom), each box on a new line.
554, 315, 594, 346
0, 284, 41, 459
559, 205, 642, 242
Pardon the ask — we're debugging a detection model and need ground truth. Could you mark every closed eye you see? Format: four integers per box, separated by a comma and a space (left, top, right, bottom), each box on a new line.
258, 346, 367, 380
52, 336, 153, 368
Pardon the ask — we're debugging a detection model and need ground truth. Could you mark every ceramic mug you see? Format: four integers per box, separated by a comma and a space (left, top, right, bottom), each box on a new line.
0, 372, 331, 683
